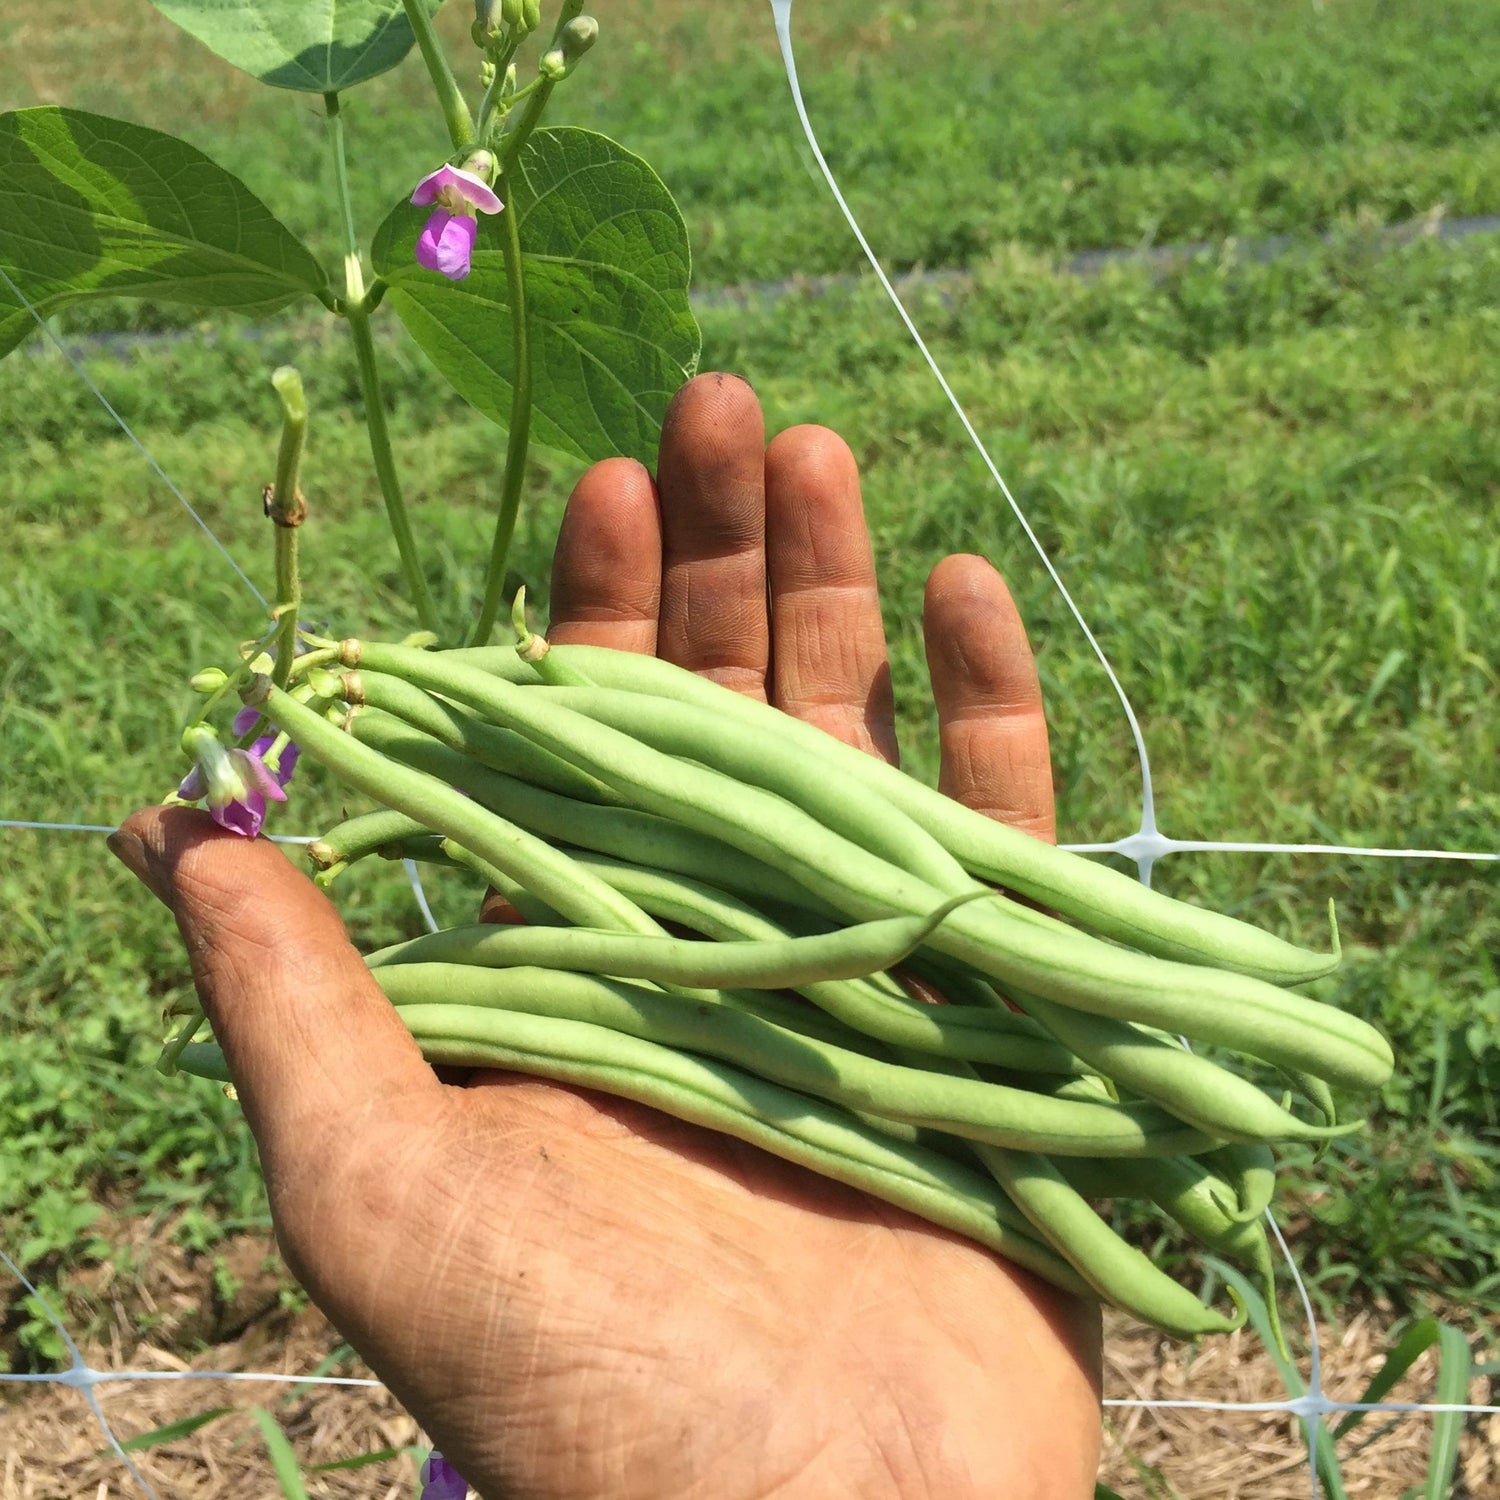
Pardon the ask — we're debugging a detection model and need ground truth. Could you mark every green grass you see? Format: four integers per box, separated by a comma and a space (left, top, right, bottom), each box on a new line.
2, 0, 1498, 1370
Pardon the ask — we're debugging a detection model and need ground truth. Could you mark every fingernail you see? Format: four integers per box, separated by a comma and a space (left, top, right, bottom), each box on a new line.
106, 829, 173, 907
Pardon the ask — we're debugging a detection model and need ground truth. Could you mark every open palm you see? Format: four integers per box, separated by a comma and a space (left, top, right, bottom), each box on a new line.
114, 374, 1101, 1500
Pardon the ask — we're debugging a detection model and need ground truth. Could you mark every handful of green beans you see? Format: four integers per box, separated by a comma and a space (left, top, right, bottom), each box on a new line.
173, 630, 1394, 1342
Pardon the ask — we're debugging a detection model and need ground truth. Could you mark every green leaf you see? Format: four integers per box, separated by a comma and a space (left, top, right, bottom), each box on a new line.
1424, 1321, 1472, 1500
1333, 1317, 1440, 1440
1205, 1258, 1350, 1500
0, 108, 328, 357
250, 1407, 311, 1500
372, 127, 701, 469
145, 0, 441, 92
101, 1406, 234, 1456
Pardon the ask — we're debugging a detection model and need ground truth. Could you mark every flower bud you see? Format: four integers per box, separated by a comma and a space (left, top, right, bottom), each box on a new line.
539, 46, 568, 80
501, 0, 524, 24
460, 149, 498, 186
560, 15, 598, 56
522, 0, 541, 27
190, 668, 228, 693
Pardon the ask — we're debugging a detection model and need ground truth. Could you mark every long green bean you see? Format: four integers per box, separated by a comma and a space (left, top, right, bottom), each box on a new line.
373, 963, 1221, 1157
366, 891, 989, 989
537, 644, 1340, 984
1011, 988, 1357, 1143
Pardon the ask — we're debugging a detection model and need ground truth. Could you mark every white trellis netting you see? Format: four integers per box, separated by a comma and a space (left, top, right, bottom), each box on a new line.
3, 1, 1498, 1493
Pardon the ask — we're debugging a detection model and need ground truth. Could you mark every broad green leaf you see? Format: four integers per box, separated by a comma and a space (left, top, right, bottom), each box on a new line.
0, 108, 328, 358
146, 0, 441, 93
372, 127, 700, 468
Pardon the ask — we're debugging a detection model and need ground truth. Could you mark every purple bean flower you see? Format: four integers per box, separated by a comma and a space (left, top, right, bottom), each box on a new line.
176, 722, 297, 840
419, 1450, 469, 1499
410, 159, 503, 282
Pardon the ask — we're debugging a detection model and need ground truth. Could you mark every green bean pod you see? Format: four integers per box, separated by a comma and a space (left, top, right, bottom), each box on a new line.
1205, 1141, 1278, 1223
345, 646, 1393, 1094
350, 669, 615, 803
1098, 1154, 1285, 1354
1011, 989, 1358, 1145
306, 808, 431, 886
537, 644, 1340, 984
387, 837, 1088, 1077
522, 686, 974, 893
168, 1016, 1093, 1303
366, 890, 989, 990
261, 688, 662, 938
373, 963, 1219, 1157
349, 703, 817, 913
970, 1148, 1243, 1337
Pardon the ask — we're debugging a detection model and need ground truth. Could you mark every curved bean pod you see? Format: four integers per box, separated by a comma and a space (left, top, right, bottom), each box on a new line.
971, 1149, 1243, 1337
547, 852, 1090, 1076
169, 1015, 1093, 1303
373, 963, 1219, 1157
1205, 1141, 1278, 1223
347, 646, 1393, 1094
1011, 989, 1358, 1144
366, 891, 990, 990
538, 644, 1339, 985
261, 689, 663, 938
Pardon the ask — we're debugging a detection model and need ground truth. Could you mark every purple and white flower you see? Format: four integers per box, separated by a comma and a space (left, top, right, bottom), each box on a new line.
410, 159, 503, 282
176, 721, 298, 840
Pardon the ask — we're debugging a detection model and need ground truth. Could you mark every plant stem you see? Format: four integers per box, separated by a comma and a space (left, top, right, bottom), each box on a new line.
347, 305, 441, 636
495, 77, 557, 177
269, 367, 307, 687
401, 0, 474, 150
470, 173, 533, 645
324, 92, 441, 637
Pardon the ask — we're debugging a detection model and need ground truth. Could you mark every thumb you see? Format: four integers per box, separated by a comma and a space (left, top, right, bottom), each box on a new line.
109, 806, 438, 1176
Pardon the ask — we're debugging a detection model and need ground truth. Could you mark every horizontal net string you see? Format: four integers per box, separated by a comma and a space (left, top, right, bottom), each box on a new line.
5, 817, 1493, 862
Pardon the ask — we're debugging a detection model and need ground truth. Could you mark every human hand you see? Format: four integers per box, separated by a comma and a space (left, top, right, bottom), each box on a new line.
110, 373, 1101, 1500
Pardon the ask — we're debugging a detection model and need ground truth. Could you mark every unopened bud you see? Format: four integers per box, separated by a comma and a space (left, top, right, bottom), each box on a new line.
400, 630, 440, 649
460, 149, 497, 186
522, 0, 541, 28
560, 15, 598, 56
190, 668, 228, 693
501, 0, 524, 24
539, 46, 568, 80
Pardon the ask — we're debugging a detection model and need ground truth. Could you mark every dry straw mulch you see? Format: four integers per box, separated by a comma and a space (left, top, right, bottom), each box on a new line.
3, 1227, 1495, 1499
